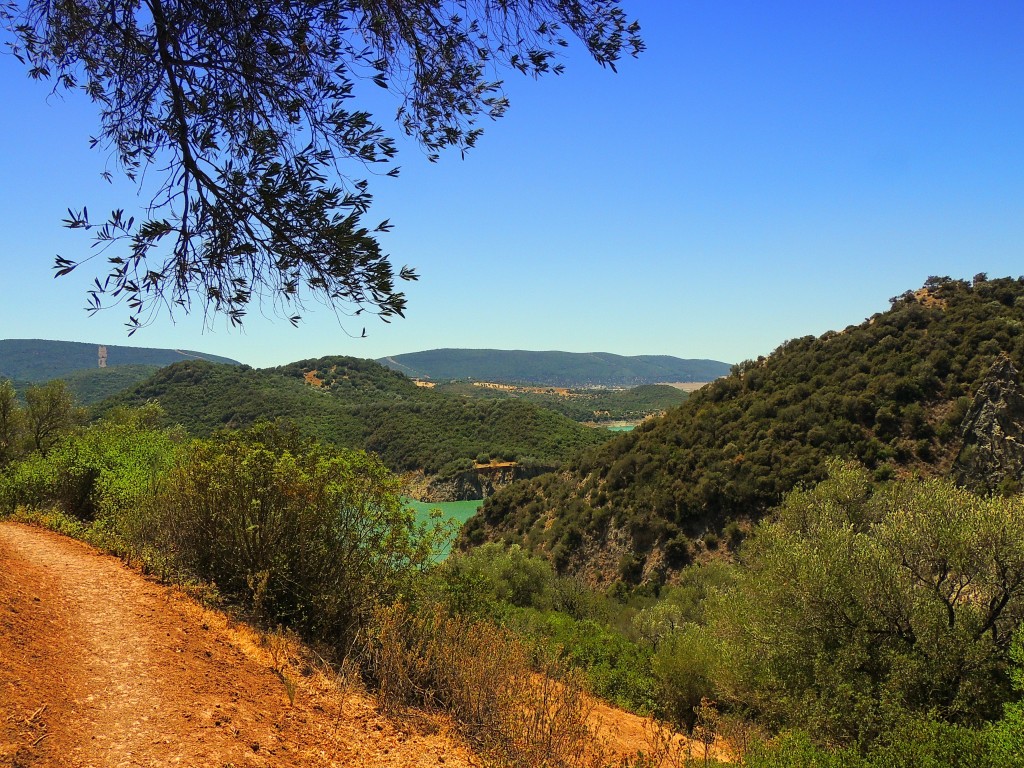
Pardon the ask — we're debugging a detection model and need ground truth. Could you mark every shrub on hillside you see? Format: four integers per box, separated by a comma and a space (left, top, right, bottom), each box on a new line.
366, 601, 599, 768
0, 404, 180, 527
156, 423, 443, 642
715, 461, 1024, 746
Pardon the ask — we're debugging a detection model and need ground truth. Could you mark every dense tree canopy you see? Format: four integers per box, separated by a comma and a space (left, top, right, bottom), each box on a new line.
469, 276, 1024, 580
2, 0, 642, 330
717, 463, 1024, 744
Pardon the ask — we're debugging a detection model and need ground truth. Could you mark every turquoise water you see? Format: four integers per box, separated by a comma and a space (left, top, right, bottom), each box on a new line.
403, 498, 483, 558
607, 425, 635, 432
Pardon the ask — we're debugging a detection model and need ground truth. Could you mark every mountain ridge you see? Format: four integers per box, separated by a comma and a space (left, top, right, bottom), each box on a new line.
0, 339, 241, 383
463, 275, 1024, 583
377, 348, 731, 387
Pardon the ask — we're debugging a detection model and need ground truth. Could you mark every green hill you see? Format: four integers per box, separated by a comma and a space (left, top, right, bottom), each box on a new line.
54, 365, 163, 405
433, 381, 689, 424
464, 275, 1024, 581
0, 339, 240, 382
97, 356, 611, 484
377, 349, 730, 387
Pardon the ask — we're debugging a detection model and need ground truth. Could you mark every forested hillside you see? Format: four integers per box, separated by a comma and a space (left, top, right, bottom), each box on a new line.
0, 339, 239, 382
378, 349, 730, 386
466, 275, 1024, 580
52, 365, 163, 405
98, 356, 610, 483
433, 381, 689, 424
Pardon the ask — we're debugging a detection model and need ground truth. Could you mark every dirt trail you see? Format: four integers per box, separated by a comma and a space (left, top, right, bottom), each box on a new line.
0, 523, 475, 768
0, 522, 729, 767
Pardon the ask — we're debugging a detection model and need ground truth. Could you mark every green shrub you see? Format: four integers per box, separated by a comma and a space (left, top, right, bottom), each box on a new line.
651, 625, 719, 730
156, 423, 440, 642
743, 719, 996, 768
0, 404, 180, 531
716, 461, 1024, 746
989, 629, 1024, 768
440, 543, 557, 612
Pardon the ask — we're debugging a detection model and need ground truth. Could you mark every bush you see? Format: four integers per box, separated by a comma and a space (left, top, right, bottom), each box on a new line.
156, 423, 441, 642
989, 628, 1024, 768
742, 718, 997, 768
716, 461, 1024, 746
651, 625, 719, 730
440, 543, 557, 612
0, 404, 180, 534
366, 602, 599, 767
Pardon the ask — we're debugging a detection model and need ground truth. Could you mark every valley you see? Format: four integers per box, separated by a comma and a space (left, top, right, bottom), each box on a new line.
3, 277, 1024, 767
3, 3, 1019, 764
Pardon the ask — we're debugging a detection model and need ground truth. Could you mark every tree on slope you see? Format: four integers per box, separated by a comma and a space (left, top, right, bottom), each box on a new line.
0, 380, 25, 466
718, 461, 1024, 745
24, 380, 86, 454
2, 0, 642, 331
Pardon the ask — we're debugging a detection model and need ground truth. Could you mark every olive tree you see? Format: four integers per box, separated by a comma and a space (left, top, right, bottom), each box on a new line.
716, 462, 1024, 746
24, 380, 86, 455
2, 0, 642, 330
0, 379, 25, 466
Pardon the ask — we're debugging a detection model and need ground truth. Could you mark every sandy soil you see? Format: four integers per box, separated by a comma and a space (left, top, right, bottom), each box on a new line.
0, 522, 730, 768
0, 522, 475, 768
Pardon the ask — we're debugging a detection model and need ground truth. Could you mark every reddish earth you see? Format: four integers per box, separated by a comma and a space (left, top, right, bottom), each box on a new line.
0, 522, 729, 767
0, 523, 475, 768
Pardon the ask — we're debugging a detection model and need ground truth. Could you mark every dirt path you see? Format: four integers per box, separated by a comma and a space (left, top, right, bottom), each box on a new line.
0, 522, 730, 767
0, 523, 475, 768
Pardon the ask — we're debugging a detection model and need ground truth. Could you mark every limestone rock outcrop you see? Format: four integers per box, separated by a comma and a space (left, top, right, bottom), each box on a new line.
952, 355, 1024, 493
422, 463, 553, 502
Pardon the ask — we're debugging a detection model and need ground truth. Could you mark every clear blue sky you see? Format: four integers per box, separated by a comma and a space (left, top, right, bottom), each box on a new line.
1, 0, 1022, 368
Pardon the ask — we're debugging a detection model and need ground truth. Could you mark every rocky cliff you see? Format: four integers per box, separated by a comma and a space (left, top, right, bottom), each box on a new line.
952, 355, 1024, 494
422, 463, 553, 502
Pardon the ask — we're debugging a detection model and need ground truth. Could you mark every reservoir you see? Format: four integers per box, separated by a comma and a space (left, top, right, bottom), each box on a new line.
403, 498, 483, 557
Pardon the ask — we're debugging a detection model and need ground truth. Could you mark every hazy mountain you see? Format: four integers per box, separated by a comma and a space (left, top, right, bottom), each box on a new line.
377, 349, 731, 387
0, 339, 240, 382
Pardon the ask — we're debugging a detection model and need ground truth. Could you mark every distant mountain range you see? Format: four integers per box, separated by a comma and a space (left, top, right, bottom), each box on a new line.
377, 349, 731, 387
0, 339, 241, 383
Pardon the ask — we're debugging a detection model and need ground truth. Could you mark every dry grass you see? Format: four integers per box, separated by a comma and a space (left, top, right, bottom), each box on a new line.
365, 602, 610, 767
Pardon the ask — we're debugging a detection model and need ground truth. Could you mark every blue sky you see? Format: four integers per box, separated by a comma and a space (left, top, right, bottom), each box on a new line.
1, 0, 1022, 369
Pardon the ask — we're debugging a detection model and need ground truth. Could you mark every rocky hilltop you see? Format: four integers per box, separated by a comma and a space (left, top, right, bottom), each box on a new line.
464, 276, 1024, 585
421, 462, 553, 502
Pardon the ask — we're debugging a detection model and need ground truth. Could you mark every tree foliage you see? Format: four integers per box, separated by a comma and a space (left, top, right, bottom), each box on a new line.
23, 380, 86, 455
2, 0, 641, 330
472, 276, 1024, 579
1, 403, 180, 530
0, 380, 24, 468
716, 462, 1024, 745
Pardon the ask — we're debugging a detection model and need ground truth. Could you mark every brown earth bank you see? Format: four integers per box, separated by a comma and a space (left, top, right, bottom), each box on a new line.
0, 522, 731, 767
0, 522, 476, 768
